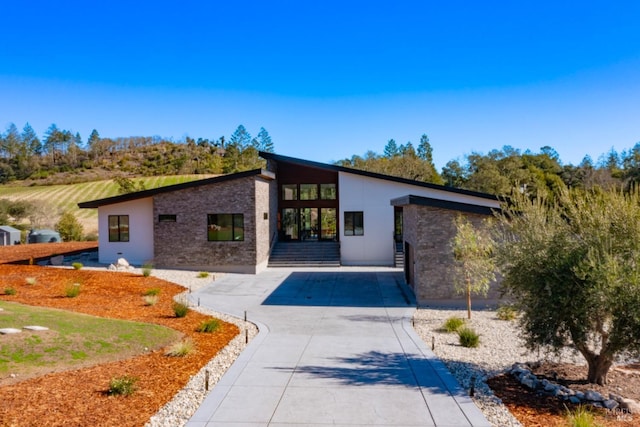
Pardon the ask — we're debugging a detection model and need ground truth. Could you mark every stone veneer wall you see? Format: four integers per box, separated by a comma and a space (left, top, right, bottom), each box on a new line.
254, 178, 277, 272
153, 176, 265, 273
404, 205, 499, 305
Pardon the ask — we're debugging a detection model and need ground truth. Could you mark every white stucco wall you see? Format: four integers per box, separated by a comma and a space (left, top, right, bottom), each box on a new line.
97, 198, 154, 266
338, 172, 500, 266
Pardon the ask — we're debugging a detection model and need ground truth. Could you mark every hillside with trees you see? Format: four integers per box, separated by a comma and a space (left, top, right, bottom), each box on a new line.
0, 123, 274, 185
2, 121, 639, 196
1, 119, 639, 242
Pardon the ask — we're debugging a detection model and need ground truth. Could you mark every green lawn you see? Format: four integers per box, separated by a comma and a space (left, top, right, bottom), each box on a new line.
0, 301, 180, 376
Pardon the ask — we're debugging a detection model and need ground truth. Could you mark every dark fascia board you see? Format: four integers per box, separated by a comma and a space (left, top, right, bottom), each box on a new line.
390, 194, 501, 216
259, 151, 498, 201
78, 169, 275, 209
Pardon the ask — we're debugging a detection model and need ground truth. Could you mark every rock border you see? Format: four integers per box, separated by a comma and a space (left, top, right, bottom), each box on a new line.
510, 362, 640, 414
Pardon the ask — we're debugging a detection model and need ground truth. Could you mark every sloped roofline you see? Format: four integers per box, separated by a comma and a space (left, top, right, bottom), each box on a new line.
390, 194, 500, 216
259, 151, 498, 201
78, 169, 275, 209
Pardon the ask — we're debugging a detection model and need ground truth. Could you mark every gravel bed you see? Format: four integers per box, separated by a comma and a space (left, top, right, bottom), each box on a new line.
412, 308, 586, 427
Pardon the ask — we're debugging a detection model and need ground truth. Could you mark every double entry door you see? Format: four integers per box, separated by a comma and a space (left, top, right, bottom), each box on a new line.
281, 207, 336, 241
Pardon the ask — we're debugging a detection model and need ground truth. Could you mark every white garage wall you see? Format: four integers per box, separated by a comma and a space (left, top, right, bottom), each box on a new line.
338, 172, 500, 266
97, 198, 154, 266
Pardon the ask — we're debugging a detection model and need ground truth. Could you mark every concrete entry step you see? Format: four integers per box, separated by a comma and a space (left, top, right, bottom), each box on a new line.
269, 241, 340, 267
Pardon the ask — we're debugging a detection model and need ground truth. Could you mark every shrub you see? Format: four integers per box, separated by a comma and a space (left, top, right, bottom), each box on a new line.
196, 319, 220, 333
108, 375, 138, 396
173, 299, 189, 318
496, 304, 518, 321
197, 271, 210, 278
458, 327, 480, 348
165, 339, 194, 357
143, 295, 158, 306
55, 210, 84, 242
443, 317, 465, 333
72, 262, 83, 270
143, 288, 161, 296
141, 263, 153, 277
25, 277, 37, 285
565, 405, 602, 427
4, 287, 17, 296
65, 282, 81, 298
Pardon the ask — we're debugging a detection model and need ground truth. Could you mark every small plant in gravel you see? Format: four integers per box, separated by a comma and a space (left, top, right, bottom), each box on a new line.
443, 316, 465, 333
64, 282, 81, 298
143, 288, 161, 296
196, 318, 220, 333
197, 271, 210, 278
141, 263, 153, 277
25, 277, 37, 285
564, 405, 602, 427
165, 338, 194, 357
108, 375, 138, 396
496, 304, 518, 321
172, 298, 190, 318
4, 287, 17, 296
71, 262, 83, 270
458, 327, 480, 348
143, 295, 158, 306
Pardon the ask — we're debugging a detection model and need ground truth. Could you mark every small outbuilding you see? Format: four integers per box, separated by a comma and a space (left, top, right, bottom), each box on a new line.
28, 229, 62, 243
0, 226, 21, 246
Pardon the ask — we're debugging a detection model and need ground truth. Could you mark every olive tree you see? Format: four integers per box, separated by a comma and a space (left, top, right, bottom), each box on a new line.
451, 215, 496, 319
494, 189, 640, 385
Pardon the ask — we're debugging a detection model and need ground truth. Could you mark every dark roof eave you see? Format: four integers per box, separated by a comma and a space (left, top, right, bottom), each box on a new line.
259, 151, 498, 201
78, 169, 275, 209
390, 194, 501, 216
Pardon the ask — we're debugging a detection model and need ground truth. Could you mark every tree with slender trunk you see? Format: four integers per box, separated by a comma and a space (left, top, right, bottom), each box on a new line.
451, 215, 496, 319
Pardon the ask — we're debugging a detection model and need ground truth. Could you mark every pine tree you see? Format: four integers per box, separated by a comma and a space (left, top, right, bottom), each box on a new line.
87, 129, 100, 148
383, 139, 399, 158
2, 123, 20, 160
417, 134, 433, 163
255, 127, 274, 152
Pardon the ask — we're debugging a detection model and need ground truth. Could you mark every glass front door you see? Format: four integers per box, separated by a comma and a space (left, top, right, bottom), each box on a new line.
281, 208, 337, 241
301, 208, 318, 241
320, 208, 336, 240
282, 208, 299, 240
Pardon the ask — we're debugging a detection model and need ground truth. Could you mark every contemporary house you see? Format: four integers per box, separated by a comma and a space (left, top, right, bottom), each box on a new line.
79, 152, 501, 304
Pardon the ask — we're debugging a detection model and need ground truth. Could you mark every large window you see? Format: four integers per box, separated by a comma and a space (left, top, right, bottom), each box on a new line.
208, 214, 244, 241
344, 211, 364, 236
300, 184, 318, 200
282, 184, 297, 200
320, 183, 336, 200
108, 215, 129, 242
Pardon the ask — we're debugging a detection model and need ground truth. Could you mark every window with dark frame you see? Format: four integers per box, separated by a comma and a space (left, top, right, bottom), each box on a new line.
320, 183, 336, 200
282, 184, 297, 200
299, 184, 318, 200
344, 211, 364, 236
158, 214, 177, 222
108, 215, 130, 242
207, 214, 244, 241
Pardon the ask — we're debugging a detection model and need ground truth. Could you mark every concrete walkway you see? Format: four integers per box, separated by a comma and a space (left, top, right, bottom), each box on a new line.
186, 267, 490, 427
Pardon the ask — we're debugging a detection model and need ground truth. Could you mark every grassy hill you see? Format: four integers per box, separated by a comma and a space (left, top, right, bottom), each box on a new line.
0, 175, 214, 234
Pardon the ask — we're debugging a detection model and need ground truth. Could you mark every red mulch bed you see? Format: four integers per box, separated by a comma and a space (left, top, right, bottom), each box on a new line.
0, 247, 238, 427
0, 241, 98, 264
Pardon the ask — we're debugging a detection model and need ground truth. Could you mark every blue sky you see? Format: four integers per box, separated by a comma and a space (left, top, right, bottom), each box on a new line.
1, 1, 639, 170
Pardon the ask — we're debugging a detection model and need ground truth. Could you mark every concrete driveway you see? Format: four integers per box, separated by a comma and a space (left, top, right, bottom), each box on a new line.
186, 267, 490, 427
